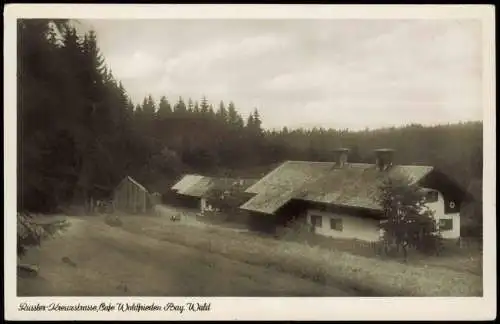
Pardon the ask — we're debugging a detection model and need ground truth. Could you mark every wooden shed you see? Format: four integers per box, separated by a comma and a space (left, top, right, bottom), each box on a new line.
113, 176, 152, 214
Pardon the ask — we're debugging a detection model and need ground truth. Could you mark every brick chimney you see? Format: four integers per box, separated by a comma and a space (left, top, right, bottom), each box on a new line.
333, 148, 350, 168
374, 149, 395, 171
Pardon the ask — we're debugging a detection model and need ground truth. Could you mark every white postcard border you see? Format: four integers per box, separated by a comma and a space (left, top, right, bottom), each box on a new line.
4, 4, 496, 321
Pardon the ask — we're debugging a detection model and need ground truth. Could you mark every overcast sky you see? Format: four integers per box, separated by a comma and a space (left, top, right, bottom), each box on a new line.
76, 19, 483, 131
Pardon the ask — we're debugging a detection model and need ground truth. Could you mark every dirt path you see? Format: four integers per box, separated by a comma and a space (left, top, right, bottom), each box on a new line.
18, 216, 354, 296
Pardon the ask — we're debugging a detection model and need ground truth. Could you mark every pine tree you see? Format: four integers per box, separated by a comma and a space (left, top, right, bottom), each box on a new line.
252, 108, 262, 133
200, 96, 209, 115
246, 108, 263, 135
235, 115, 245, 129
18, 19, 70, 211
216, 100, 227, 123
134, 103, 143, 122
73, 28, 110, 209
17, 20, 158, 214
227, 101, 243, 128
173, 97, 187, 115
193, 101, 200, 114
187, 98, 194, 113
142, 94, 156, 118
125, 99, 134, 120
157, 96, 172, 120
246, 113, 254, 129
208, 104, 215, 119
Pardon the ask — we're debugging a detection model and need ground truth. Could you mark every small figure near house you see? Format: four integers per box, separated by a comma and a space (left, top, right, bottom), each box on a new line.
96, 199, 114, 214
170, 214, 181, 222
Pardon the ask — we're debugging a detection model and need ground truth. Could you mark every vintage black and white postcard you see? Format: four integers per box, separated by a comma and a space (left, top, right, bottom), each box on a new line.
4, 4, 496, 321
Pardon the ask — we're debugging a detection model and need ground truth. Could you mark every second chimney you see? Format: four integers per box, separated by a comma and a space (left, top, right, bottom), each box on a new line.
374, 148, 395, 171
333, 148, 350, 168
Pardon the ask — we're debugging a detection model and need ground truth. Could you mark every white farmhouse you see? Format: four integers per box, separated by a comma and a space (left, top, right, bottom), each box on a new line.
240, 148, 468, 242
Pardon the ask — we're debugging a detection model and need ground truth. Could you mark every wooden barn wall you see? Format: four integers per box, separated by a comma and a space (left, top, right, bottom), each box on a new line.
114, 179, 148, 214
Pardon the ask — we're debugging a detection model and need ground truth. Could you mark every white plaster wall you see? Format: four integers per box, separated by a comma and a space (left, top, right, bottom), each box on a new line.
424, 189, 461, 239
305, 188, 461, 242
200, 198, 207, 214
441, 212, 461, 239
306, 209, 380, 242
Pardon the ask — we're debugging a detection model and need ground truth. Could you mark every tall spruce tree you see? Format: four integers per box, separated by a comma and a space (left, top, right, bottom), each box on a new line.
173, 97, 187, 115
227, 101, 244, 129
193, 101, 200, 114
216, 100, 227, 123
200, 96, 209, 115
187, 98, 194, 114
142, 95, 156, 119
252, 109, 262, 133
157, 96, 172, 120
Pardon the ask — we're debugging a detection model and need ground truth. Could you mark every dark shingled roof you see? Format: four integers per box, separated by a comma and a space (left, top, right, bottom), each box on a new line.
240, 160, 434, 214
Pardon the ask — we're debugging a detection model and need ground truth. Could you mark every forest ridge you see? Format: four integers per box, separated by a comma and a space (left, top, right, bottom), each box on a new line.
17, 20, 483, 213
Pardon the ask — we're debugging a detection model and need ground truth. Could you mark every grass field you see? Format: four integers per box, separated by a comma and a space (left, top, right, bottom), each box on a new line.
118, 209, 483, 297
17, 215, 354, 297
193, 208, 482, 276
17, 208, 482, 297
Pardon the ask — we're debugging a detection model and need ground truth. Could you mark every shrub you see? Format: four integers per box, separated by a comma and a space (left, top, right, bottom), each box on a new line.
17, 212, 69, 258
377, 173, 443, 261
104, 214, 123, 227
276, 219, 314, 242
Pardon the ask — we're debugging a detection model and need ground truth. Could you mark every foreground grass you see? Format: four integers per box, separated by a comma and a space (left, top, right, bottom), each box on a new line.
197, 213, 482, 276
117, 214, 482, 297
18, 216, 352, 296
276, 229, 483, 276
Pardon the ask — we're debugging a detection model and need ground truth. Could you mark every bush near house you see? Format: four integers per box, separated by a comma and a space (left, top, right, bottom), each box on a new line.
376, 173, 443, 260
276, 219, 314, 241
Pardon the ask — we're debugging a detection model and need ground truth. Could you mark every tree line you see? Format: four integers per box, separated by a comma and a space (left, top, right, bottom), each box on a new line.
18, 20, 483, 216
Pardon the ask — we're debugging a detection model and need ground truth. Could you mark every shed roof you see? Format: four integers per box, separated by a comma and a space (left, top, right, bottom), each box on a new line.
172, 174, 257, 198
180, 176, 214, 197
171, 174, 204, 192
240, 160, 434, 214
126, 176, 148, 192
115, 176, 149, 193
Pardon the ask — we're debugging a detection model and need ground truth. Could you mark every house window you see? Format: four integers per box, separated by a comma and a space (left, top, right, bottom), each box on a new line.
439, 218, 453, 231
330, 218, 343, 231
425, 190, 439, 203
310, 215, 322, 228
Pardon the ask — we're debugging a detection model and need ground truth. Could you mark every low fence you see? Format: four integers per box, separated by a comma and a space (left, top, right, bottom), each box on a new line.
277, 229, 383, 257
